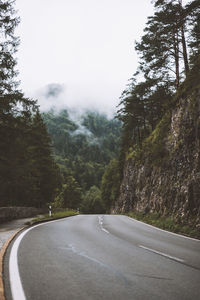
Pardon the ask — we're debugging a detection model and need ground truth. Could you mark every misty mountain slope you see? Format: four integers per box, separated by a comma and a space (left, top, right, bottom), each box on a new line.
42, 109, 122, 192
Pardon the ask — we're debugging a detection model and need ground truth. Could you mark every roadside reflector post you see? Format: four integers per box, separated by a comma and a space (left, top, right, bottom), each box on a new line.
49, 205, 52, 217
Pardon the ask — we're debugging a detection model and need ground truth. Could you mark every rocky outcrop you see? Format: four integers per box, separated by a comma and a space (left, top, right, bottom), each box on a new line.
114, 87, 200, 226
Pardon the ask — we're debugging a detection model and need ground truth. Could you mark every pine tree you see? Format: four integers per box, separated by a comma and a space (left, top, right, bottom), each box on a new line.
186, 0, 200, 64
117, 77, 172, 152
118, 0, 199, 157
101, 159, 120, 212
0, 0, 19, 94
59, 176, 82, 210
0, 0, 35, 206
26, 111, 62, 208
136, 4, 180, 88
0, 1, 61, 207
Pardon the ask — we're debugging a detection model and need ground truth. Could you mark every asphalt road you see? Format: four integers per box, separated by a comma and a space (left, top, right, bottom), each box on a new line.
4, 215, 200, 300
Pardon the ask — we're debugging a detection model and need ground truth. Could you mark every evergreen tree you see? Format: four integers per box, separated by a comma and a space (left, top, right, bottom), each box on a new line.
0, 0, 36, 206
114, 1, 199, 213
43, 109, 122, 196
0, 0, 19, 94
81, 186, 105, 214
0, 1, 61, 207
117, 78, 172, 152
136, 2, 181, 88
26, 111, 61, 207
60, 176, 82, 210
101, 159, 120, 212
186, 0, 200, 63
117, 0, 198, 156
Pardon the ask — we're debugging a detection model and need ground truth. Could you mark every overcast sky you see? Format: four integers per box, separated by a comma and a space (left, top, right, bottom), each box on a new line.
15, 0, 155, 115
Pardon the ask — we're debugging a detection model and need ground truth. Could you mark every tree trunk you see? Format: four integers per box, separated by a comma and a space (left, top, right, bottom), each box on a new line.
181, 25, 189, 75
173, 32, 180, 89
178, 0, 189, 75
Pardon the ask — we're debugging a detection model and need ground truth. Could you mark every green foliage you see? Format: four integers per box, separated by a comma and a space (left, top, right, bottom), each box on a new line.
135, 3, 183, 87
43, 109, 122, 193
186, 0, 200, 62
117, 0, 199, 171
54, 176, 82, 210
118, 79, 173, 153
101, 159, 121, 212
0, 108, 62, 207
42, 110, 122, 213
81, 186, 105, 214
0, 2, 61, 208
125, 56, 200, 168
176, 54, 200, 100
33, 210, 78, 223
26, 111, 62, 207
0, 0, 20, 94
139, 112, 171, 166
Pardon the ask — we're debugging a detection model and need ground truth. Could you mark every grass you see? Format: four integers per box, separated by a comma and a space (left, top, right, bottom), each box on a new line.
126, 212, 200, 240
30, 210, 78, 224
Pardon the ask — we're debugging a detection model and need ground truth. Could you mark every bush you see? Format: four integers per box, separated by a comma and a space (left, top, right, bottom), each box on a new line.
81, 186, 105, 214
52, 176, 82, 210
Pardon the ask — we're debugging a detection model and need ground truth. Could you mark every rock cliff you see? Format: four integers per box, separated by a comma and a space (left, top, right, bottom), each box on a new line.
114, 64, 200, 226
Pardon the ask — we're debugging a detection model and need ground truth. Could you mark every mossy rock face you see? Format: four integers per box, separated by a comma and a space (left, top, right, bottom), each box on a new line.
114, 60, 200, 225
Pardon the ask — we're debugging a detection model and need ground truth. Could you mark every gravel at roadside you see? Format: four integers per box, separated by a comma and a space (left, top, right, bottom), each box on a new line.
0, 218, 35, 250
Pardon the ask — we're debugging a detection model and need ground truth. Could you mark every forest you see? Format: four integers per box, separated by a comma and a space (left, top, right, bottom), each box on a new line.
0, 0, 199, 214
0, 1, 61, 208
0, 0, 121, 213
42, 109, 122, 213
118, 0, 199, 149
114, 0, 200, 204
99, 0, 200, 214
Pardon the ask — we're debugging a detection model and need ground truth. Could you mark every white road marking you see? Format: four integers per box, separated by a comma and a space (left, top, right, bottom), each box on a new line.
9, 230, 27, 300
9, 218, 69, 300
128, 217, 200, 242
139, 245, 184, 263
98, 216, 109, 234
62, 244, 129, 284
101, 228, 110, 234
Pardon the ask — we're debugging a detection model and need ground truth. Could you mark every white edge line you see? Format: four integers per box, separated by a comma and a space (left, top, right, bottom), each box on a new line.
139, 245, 184, 263
127, 217, 200, 242
9, 218, 68, 300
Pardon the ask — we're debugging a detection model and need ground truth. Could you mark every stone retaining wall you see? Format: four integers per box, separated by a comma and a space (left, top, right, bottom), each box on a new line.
0, 207, 46, 223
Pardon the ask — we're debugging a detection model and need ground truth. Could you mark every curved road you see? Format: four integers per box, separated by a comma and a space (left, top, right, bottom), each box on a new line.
4, 215, 200, 300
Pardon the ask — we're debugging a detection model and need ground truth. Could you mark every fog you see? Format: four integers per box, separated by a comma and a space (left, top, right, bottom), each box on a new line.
34, 82, 119, 117
16, 0, 156, 115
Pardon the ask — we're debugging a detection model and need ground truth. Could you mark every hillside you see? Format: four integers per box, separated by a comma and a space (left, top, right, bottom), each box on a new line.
42, 109, 122, 211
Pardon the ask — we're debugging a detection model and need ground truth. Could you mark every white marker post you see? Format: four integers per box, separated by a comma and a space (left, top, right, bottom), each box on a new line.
49, 205, 52, 217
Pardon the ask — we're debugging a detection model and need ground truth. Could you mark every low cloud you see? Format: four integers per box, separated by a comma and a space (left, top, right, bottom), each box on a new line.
34, 82, 118, 119
44, 83, 64, 98
34, 83, 115, 146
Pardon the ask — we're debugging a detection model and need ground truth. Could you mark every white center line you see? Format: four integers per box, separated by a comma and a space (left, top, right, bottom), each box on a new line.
139, 245, 184, 263
98, 216, 109, 234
